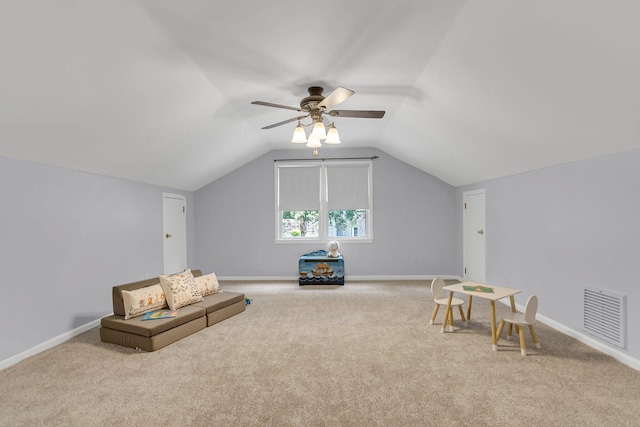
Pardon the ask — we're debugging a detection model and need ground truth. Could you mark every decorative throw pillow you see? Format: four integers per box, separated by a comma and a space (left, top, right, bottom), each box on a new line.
121, 284, 168, 320
158, 269, 203, 310
193, 272, 221, 296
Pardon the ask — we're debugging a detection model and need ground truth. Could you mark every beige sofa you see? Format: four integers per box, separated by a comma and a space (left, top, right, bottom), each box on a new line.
100, 270, 245, 351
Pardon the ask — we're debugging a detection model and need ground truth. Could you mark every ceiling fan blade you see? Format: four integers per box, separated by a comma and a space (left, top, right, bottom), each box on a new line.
327, 110, 386, 119
251, 101, 304, 112
262, 115, 309, 130
318, 87, 354, 110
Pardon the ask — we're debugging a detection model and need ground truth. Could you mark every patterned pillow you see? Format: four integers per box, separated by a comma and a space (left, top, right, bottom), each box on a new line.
158, 269, 203, 310
121, 284, 168, 320
194, 272, 221, 296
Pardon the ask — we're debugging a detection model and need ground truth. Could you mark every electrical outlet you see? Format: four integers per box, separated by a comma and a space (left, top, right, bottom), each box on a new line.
256, 257, 261, 265
412, 257, 418, 264
504, 273, 509, 284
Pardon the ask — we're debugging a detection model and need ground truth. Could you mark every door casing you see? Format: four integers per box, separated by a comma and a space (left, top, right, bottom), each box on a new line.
463, 189, 486, 283
162, 193, 187, 275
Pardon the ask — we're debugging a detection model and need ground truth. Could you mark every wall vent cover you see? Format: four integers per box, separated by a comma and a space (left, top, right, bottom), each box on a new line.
583, 287, 626, 349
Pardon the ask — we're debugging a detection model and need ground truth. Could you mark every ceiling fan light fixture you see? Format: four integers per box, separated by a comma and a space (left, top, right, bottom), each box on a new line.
291, 122, 307, 143
306, 134, 322, 148
252, 86, 385, 149
311, 120, 327, 140
324, 123, 341, 144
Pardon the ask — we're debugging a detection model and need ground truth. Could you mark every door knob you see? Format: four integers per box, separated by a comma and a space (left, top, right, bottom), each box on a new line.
165, 233, 172, 238
477, 230, 484, 235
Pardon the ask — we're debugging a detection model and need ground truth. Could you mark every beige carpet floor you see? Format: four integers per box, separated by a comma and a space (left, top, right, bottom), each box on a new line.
1, 280, 639, 426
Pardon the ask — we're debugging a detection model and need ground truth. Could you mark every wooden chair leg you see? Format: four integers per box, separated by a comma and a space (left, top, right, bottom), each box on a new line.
496, 320, 506, 343
429, 304, 440, 325
457, 305, 467, 326
518, 327, 527, 356
529, 325, 541, 349
507, 323, 514, 337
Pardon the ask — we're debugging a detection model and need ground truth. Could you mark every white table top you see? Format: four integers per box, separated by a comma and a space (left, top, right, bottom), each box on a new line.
443, 281, 521, 301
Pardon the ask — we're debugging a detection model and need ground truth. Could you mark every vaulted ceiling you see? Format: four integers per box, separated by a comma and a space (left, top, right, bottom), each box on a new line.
2, 1, 639, 191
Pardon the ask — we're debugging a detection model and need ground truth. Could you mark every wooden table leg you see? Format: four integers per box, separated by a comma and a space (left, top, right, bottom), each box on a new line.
449, 304, 455, 332
490, 300, 497, 351
441, 291, 454, 333
467, 295, 473, 320
507, 295, 516, 337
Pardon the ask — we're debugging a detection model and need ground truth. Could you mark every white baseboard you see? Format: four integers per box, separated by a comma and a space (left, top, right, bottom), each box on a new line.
218, 275, 462, 282
0, 317, 104, 371
219, 276, 297, 281
346, 275, 462, 281
536, 312, 640, 371
499, 299, 640, 371
3, 279, 638, 372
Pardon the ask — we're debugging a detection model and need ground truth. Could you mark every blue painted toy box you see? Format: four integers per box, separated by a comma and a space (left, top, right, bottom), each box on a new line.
299, 250, 344, 285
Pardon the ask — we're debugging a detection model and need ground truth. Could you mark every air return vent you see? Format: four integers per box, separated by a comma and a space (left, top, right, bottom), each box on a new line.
583, 287, 626, 349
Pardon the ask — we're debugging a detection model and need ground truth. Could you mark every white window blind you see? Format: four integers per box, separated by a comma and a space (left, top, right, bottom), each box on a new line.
278, 166, 320, 211
327, 164, 370, 210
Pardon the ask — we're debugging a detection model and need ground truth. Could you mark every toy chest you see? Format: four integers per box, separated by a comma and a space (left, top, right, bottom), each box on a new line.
299, 250, 344, 285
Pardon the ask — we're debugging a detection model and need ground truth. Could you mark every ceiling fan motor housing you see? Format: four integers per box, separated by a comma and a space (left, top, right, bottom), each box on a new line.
300, 86, 325, 111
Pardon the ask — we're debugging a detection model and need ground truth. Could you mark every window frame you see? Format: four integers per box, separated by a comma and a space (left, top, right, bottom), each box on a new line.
275, 160, 374, 244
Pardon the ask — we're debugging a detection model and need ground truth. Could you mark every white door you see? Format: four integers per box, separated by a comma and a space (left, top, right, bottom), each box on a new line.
463, 189, 486, 283
163, 193, 187, 275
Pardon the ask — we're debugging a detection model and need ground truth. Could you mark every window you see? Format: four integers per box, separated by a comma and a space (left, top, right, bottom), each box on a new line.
275, 160, 373, 242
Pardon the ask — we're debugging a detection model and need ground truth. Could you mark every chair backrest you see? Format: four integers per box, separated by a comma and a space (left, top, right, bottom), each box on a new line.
524, 295, 538, 324
431, 277, 446, 300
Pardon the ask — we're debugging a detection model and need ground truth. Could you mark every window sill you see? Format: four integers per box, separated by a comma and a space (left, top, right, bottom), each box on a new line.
275, 238, 374, 244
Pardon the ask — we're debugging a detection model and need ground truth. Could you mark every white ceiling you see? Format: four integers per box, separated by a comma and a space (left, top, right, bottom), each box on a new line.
2, 1, 639, 191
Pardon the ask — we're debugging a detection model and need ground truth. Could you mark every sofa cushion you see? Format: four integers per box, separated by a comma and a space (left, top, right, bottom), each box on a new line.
121, 284, 168, 320
158, 269, 203, 310
193, 291, 245, 314
100, 316, 206, 352
193, 272, 220, 296
101, 305, 206, 337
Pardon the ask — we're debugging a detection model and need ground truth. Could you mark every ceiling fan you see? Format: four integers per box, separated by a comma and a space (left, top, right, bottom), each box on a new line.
251, 86, 385, 154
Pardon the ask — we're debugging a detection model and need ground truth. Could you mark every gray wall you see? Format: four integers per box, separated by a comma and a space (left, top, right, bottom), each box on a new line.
0, 156, 194, 362
195, 148, 457, 278
457, 148, 640, 362
4, 145, 638, 365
